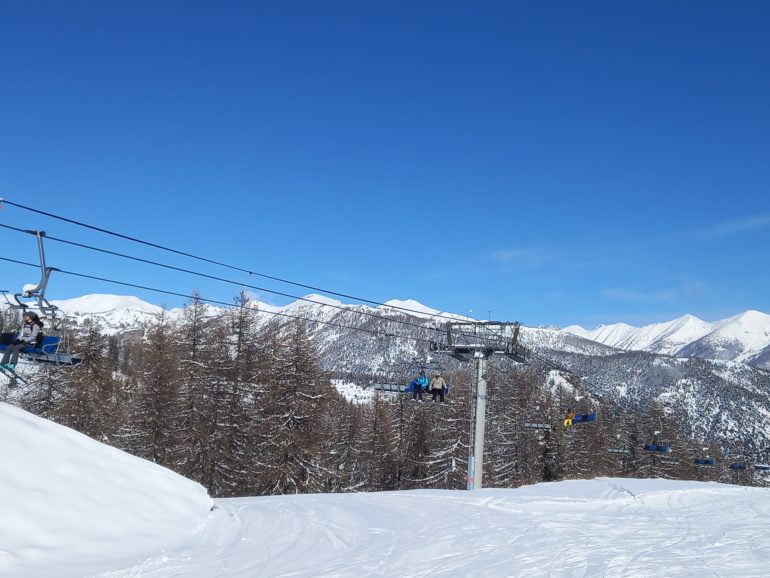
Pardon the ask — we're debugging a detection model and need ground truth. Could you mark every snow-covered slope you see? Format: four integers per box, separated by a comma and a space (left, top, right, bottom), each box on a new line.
678, 310, 770, 365
12, 475, 770, 576
49, 293, 165, 334
0, 403, 212, 577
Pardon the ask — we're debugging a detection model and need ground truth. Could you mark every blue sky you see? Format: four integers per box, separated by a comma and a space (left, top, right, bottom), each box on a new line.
1, 0, 769, 328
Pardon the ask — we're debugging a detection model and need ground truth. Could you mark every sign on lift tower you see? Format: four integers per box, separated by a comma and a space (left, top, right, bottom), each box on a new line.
430, 321, 526, 491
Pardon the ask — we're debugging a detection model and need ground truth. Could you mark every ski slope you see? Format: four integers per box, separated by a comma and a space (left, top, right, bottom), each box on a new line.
2, 402, 770, 576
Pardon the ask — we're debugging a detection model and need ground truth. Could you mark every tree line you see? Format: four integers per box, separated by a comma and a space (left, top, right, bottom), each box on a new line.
8, 293, 768, 498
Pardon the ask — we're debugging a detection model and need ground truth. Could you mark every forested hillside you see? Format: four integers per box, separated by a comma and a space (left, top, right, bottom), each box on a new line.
4, 294, 769, 497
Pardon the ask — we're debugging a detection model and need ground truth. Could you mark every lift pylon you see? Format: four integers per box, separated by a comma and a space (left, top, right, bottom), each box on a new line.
431, 321, 527, 490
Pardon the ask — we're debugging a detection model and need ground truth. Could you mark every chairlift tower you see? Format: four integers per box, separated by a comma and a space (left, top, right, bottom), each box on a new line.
431, 321, 526, 490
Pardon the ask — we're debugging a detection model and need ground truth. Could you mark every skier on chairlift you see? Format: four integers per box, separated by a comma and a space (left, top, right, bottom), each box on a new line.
410, 370, 428, 401
563, 408, 575, 428
1, 311, 43, 371
429, 371, 447, 403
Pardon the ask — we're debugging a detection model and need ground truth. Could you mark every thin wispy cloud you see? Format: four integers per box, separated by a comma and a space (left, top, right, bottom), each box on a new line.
602, 287, 676, 303
490, 247, 553, 269
691, 214, 770, 238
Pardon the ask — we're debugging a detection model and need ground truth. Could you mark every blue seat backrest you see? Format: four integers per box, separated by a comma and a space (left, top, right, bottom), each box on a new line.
20, 335, 61, 354
40, 336, 61, 353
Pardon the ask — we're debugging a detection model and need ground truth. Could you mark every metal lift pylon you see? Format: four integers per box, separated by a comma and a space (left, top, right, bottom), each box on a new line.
430, 321, 526, 490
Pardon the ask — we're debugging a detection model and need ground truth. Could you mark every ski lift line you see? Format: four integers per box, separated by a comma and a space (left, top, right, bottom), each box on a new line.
0, 224, 444, 338
0, 199, 485, 325
0, 256, 441, 348
1, 227, 491, 349
0, 224, 510, 350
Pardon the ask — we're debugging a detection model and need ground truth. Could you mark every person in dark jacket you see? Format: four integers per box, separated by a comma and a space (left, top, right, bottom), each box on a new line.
1, 312, 43, 370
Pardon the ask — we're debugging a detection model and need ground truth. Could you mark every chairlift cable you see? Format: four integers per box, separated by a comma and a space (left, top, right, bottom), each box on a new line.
0, 198, 482, 325
0, 256, 441, 348
0, 223, 443, 337
0, 221, 496, 347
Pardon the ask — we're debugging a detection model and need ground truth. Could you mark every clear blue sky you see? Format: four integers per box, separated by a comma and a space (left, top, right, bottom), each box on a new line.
1, 0, 769, 328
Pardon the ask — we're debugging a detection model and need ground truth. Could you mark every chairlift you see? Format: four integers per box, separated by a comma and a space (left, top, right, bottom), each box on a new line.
523, 421, 553, 431
754, 464, 770, 473
562, 407, 598, 427
725, 449, 747, 471
608, 434, 630, 455
644, 443, 671, 452
0, 231, 82, 370
644, 436, 672, 453
693, 457, 716, 466
561, 390, 599, 427
571, 412, 598, 424
371, 357, 446, 396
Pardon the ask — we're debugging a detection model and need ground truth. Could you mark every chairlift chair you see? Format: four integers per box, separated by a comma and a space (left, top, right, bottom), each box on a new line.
523, 421, 553, 431
608, 434, 630, 455
659, 458, 680, 466
644, 436, 672, 453
0, 231, 82, 368
693, 457, 716, 466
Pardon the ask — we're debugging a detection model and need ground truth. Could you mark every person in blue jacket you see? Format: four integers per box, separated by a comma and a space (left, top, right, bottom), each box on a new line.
410, 370, 428, 401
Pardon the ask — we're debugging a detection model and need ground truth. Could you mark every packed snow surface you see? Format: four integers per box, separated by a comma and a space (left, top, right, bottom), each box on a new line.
2, 401, 770, 576
0, 403, 212, 577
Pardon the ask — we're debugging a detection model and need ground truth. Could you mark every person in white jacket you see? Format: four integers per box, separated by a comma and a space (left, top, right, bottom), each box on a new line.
429, 372, 447, 403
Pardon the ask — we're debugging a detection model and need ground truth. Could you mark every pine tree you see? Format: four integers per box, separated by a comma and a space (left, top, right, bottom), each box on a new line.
38, 319, 116, 441
256, 319, 333, 494
174, 293, 217, 485
133, 312, 181, 469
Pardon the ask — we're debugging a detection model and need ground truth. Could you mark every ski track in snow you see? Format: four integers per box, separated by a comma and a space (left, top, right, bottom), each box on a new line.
100, 479, 770, 577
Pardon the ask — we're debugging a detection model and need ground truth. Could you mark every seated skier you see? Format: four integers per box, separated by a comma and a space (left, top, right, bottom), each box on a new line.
410, 371, 428, 401
429, 371, 447, 403
1, 312, 43, 371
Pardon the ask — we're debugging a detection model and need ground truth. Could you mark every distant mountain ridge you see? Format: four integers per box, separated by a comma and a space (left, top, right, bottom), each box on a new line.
563, 310, 770, 370
41, 294, 770, 370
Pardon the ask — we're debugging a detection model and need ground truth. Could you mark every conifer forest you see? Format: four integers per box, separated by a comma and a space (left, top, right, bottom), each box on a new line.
7, 295, 768, 498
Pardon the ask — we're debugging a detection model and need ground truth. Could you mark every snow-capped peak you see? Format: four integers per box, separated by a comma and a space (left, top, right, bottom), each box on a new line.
380, 299, 440, 318
50, 293, 163, 315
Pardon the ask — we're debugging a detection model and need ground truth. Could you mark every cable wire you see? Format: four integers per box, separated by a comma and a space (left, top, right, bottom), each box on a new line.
0, 256, 441, 348
0, 223, 445, 335
0, 197, 477, 324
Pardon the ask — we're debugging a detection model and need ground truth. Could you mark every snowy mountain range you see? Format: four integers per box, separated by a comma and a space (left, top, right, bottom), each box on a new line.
563, 310, 770, 369
42, 293, 770, 371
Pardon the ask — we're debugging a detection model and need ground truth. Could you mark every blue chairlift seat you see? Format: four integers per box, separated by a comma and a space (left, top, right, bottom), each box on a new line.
0, 334, 81, 366
755, 464, 770, 473
572, 412, 597, 424
0, 335, 60, 354
644, 443, 671, 453
729, 463, 747, 471
24, 335, 61, 354
405, 376, 429, 394
694, 458, 715, 466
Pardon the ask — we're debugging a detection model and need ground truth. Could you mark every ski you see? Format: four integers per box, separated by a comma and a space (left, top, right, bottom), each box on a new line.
0, 365, 27, 387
